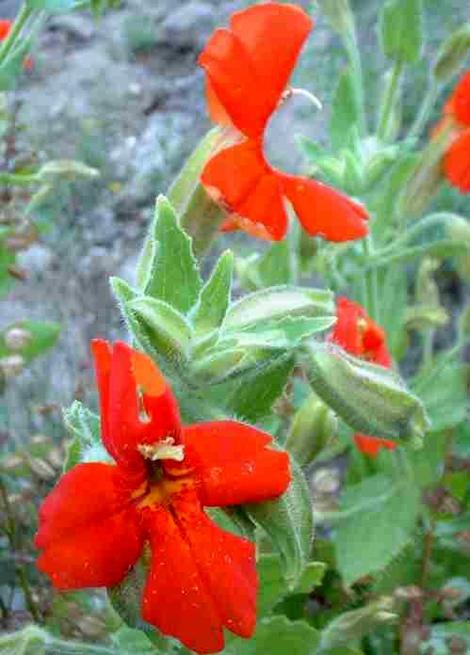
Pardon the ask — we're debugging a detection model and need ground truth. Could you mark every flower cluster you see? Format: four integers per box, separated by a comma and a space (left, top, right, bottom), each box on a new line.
36, 341, 290, 653
329, 298, 397, 457
198, 3, 368, 242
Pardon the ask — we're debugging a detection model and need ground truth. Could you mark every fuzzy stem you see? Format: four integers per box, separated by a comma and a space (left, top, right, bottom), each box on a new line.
0, 3, 33, 66
378, 61, 403, 141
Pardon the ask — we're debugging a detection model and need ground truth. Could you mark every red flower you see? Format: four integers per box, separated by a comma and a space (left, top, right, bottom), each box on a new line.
0, 19, 11, 40
36, 341, 291, 654
0, 18, 33, 71
439, 70, 470, 193
198, 2, 368, 242
329, 297, 397, 458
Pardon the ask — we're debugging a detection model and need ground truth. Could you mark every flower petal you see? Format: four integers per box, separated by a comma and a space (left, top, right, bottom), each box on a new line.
202, 139, 288, 240
446, 70, 470, 127
91, 340, 181, 473
173, 491, 257, 640
281, 174, 369, 242
199, 3, 312, 137
142, 505, 224, 654
444, 130, 470, 193
0, 20, 11, 40
181, 421, 291, 506
354, 434, 397, 458
35, 463, 143, 589
329, 297, 392, 368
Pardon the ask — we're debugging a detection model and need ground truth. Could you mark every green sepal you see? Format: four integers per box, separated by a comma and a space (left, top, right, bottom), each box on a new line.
303, 342, 430, 442
433, 23, 470, 83
245, 459, 314, 588
126, 296, 193, 366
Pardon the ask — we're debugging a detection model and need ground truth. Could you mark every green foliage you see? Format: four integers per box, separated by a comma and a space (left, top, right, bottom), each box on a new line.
138, 196, 202, 313
334, 473, 421, 584
380, 0, 424, 64
225, 616, 320, 655
245, 459, 314, 588
329, 68, 361, 152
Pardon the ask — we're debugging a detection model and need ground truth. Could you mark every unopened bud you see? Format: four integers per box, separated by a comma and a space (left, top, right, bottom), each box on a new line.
285, 393, 337, 466
433, 24, 470, 83
0, 354, 25, 378
303, 342, 429, 442
4, 327, 31, 351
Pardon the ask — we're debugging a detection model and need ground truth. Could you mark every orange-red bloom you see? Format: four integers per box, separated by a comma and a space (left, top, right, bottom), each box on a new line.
329, 297, 396, 457
439, 70, 470, 192
0, 18, 33, 71
198, 2, 368, 242
36, 341, 291, 654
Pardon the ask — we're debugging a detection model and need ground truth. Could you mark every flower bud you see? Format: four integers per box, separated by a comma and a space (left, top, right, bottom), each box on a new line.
320, 598, 397, 649
433, 24, 470, 83
4, 326, 32, 351
285, 392, 337, 466
302, 342, 429, 442
0, 354, 25, 378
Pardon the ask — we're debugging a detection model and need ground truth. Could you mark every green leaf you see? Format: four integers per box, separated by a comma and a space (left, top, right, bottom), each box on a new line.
213, 354, 294, 421
245, 459, 313, 587
380, 0, 423, 64
334, 474, 420, 584
223, 286, 334, 333
0, 320, 60, 361
413, 357, 468, 431
329, 68, 360, 152
257, 555, 326, 616
303, 342, 429, 443
225, 616, 320, 655
191, 250, 233, 336
237, 241, 297, 291
137, 195, 201, 312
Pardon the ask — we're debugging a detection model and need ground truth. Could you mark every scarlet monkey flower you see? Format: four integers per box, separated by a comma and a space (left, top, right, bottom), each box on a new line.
36, 341, 291, 654
329, 297, 397, 458
198, 2, 368, 242
437, 70, 470, 192
0, 19, 33, 71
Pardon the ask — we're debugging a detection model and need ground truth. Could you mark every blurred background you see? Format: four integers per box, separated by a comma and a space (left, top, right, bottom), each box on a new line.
1, 0, 469, 442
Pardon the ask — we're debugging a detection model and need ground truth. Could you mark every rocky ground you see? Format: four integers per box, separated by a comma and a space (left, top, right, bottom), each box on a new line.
1, 0, 468, 439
